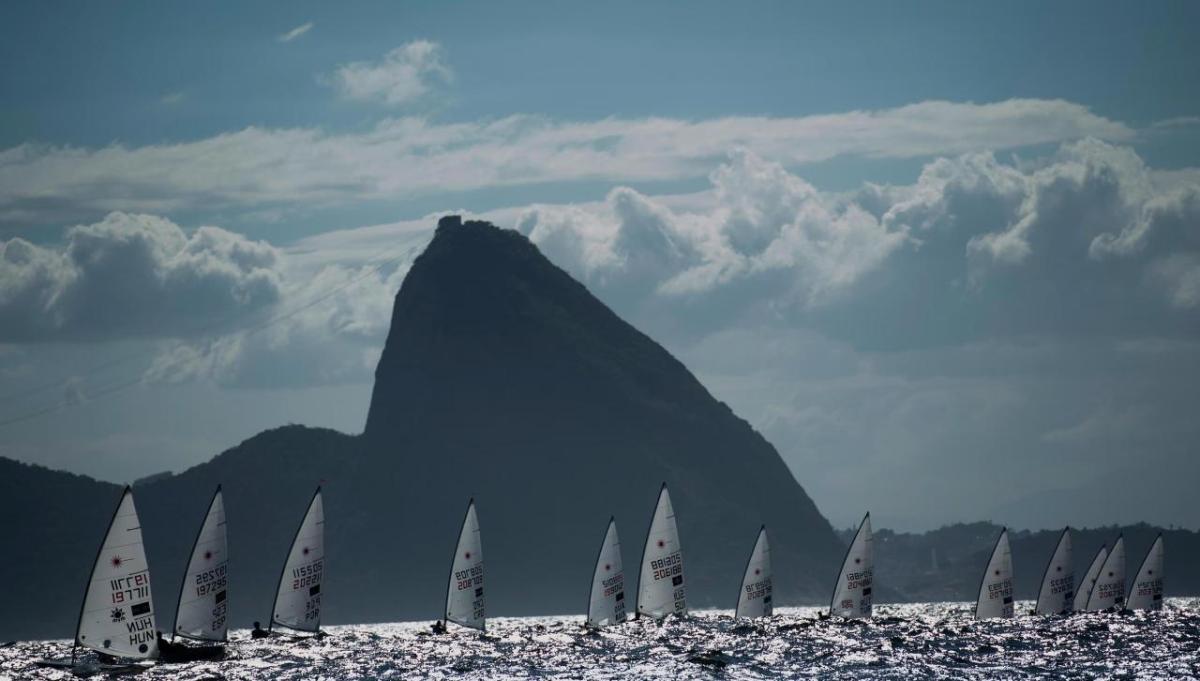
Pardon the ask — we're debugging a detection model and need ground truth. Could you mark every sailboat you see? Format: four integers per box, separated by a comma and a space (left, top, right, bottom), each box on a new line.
1074, 544, 1107, 612
586, 517, 627, 628
443, 498, 485, 632
38, 486, 158, 671
974, 527, 1014, 619
1084, 535, 1126, 612
829, 512, 873, 619
1033, 527, 1073, 615
637, 483, 686, 619
158, 486, 228, 662
269, 486, 325, 635
1126, 534, 1164, 611
734, 525, 772, 618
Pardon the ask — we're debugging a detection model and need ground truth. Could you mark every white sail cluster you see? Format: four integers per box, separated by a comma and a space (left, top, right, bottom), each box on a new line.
50, 480, 1175, 671
637, 484, 687, 619
271, 488, 325, 633
974, 528, 1014, 619
445, 500, 485, 631
735, 526, 772, 619
1085, 535, 1126, 612
830, 513, 873, 619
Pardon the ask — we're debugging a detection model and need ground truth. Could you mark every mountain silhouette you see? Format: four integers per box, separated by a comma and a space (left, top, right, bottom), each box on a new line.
0, 217, 842, 641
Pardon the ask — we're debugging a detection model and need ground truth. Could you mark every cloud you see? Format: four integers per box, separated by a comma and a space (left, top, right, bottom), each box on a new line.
278, 22, 313, 43
1149, 116, 1200, 130
0, 212, 282, 341
328, 41, 451, 106
144, 253, 410, 388
4, 146, 1200, 531
515, 141, 1200, 346
6, 140, 1198, 390
160, 92, 185, 106
0, 99, 1133, 226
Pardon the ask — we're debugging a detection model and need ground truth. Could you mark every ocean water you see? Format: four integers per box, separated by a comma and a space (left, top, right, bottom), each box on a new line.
4, 600, 1198, 679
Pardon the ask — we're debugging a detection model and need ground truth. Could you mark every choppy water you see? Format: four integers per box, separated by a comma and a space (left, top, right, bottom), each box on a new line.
4, 600, 1198, 679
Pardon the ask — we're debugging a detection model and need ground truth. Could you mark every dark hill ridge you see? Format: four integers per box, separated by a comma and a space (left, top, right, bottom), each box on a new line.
0, 216, 843, 641
361, 216, 844, 616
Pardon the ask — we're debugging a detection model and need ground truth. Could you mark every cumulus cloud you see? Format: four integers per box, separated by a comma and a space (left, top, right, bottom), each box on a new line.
5, 140, 1197, 390
518, 152, 909, 311
0, 212, 282, 341
966, 139, 1152, 271
328, 41, 451, 106
0, 99, 1133, 226
513, 141, 1200, 345
145, 258, 408, 388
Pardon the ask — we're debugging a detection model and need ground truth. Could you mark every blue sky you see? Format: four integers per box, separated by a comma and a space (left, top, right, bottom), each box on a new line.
2, 1, 1199, 530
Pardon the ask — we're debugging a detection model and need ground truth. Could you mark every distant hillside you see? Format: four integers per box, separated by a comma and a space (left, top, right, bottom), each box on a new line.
846, 522, 1199, 602
0, 458, 121, 641
0, 217, 843, 641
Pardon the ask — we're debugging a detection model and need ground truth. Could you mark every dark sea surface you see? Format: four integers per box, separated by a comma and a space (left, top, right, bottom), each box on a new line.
4, 600, 1198, 679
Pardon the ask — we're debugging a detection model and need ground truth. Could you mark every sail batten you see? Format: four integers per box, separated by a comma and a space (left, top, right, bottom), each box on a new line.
1034, 527, 1073, 615
974, 528, 1014, 619
735, 526, 772, 618
1085, 535, 1126, 612
1126, 535, 1164, 611
173, 486, 229, 642
270, 487, 324, 633
829, 512, 873, 618
75, 487, 158, 660
445, 499, 485, 631
637, 483, 686, 619
586, 518, 626, 627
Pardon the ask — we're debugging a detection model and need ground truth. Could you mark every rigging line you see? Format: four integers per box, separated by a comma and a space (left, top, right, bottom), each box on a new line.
0, 243, 417, 407
0, 374, 143, 428
0, 245, 418, 430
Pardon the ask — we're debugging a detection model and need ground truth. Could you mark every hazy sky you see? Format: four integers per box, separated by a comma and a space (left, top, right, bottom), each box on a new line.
2, 1, 1199, 531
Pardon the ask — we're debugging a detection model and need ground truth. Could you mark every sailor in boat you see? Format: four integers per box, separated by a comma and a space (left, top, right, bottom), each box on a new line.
156, 631, 224, 663
251, 621, 271, 639
430, 620, 448, 635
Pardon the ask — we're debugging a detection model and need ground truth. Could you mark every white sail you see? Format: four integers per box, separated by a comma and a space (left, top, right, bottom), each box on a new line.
829, 512, 873, 618
586, 517, 627, 627
271, 487, 324, 632
974, 528, 1014, 619
1074, 545, 1107, 612
76, 487, 158, 660
173, 487, 228, 642
445, 499, 484, 631
637, 483, 686, 619
1085, 535, 1126, 611
1034, 527, 1073, 615
1126, 535, 1164, 611
735, 526, 772, 619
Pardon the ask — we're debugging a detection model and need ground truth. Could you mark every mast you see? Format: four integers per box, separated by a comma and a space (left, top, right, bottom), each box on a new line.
828, 512, 871, 618
734, 525, 771, 618
172, 485, 226, 643
270, 486, 323, 633
974, 527, 1013, 619
444, 498, 484, 631
71, 486, 131, 664
1033, 527, 1072, 615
